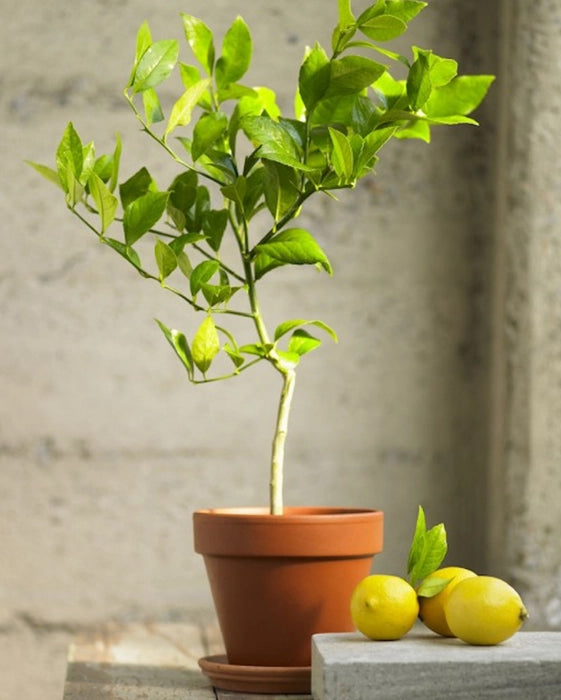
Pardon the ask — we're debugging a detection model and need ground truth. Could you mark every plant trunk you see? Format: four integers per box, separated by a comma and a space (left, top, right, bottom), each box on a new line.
270, 368, 296, 515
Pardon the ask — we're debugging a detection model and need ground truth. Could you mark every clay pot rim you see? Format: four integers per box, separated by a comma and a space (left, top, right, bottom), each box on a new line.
195, 506, 381, 522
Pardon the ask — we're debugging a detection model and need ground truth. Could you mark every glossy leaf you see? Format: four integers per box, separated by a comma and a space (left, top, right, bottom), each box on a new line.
298, 44, 330, 112
215, 16, 252, 87
142, 87, 164, 125
359, 14, 407, 42
154, 239, 178, 281
132, 40, 179, 93
407, 50, 432, 110
182, 14, 215, 75
263, 161, 300, 222
166, 79, 211, 137
255, 228, 332, 275
424, 74, 495, 118
386, 0, 427, 24
274, 319, 338, 343
123, 191, 168, 245
328, 127, 354, 180
287, 329, 322, 357
326, 56, 386, 98
120, 167, 156, 209
190, 260, 220, 296
56, 122, 83, 192
155, 319, 194, 378
88, 172, 118, 234
192, 112, 228, 161
192, 316, 220, 373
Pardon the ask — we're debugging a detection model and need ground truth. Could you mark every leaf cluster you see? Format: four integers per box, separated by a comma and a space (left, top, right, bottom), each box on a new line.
28, 0, 494, 385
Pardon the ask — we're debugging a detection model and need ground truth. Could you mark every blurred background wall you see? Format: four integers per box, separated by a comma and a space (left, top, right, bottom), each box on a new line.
0, 1, 559, 698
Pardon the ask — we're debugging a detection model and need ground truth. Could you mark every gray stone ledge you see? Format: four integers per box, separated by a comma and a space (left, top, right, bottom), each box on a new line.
311, 629, 561, 700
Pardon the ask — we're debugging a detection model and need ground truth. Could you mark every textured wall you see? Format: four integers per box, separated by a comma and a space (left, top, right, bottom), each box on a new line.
0, 1, 504, 698
489, 0, 561, 628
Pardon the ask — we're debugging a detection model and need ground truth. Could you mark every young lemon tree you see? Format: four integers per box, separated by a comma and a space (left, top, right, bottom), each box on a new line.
29, 0, 493, 514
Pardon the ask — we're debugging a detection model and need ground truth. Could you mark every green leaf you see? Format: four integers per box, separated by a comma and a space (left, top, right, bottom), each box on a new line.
326, 56, 386, 98
328, 127, 354, 181
407, 50, 432, 110
119, 167, 156, 209
417, 576, 452, 598
287, 329, 322, 357
274, 319, 338, 343
242, 115, 313, 171
255, 228, 332, 275
142, 87, 164, 125
192, 316, 220, 373
215, 16, 252, 87
155, 319, 194, 378
202, 209, 228, 252
127, 20, 153, 88
154, 239, 177, 281
166, 79, 211, 137
26, 161, 62, 189
298, 43, 330, 112
407, 505, 427, 575
192, 111, 228, 161
338, 0, 355, 27
182, 14, 215, 75
263, 161, 300, 223
407, 505, 448, 585
123, 191, 168, 245
424, 74, 495, 118
386, 0, 427, 24
103, 237, 142, 270
360, 14, 407, 42
190, 260, 220, 296
56, 122, 83, 192
88, 172, 118, 234
132, 39, 179, 93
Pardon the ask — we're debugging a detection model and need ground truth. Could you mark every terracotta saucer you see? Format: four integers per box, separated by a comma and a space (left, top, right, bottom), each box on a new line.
198, 654, 311, 694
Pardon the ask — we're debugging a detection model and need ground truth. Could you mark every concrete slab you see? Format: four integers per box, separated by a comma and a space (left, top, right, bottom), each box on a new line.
311, 629, 561, 700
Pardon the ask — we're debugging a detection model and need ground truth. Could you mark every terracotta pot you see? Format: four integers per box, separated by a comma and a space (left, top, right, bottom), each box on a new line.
193, 506, 383, 669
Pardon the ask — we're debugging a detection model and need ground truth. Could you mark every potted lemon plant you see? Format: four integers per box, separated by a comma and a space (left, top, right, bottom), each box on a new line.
29, 0, 493, 692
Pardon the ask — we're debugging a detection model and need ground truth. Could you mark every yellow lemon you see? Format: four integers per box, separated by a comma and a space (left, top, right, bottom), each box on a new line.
418, 566, 476, 636
444, 575, 529, 645
350, 574, 419, 641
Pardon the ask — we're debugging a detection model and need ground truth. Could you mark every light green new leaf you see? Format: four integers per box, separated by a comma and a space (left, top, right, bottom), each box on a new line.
386, 0, 427, 23
359, 14, 407, 42
123, 190, 168, 245
424, 74, 495, 118
298, 43, 330, 112
56, 122, 83, 192
88, 172, 118, 234
192, 316, 220, 374
255, 228, 332, 275
328, 127, 354, 180
190, 259, 220, 296
166, 79, 211, 138
142, 87, 164, 125
338, 0, 355, 27
326, 56, 386, 98
155, 319, 194, 378
25, 161, 62, 189
182, 14, 215, 75
132, 39, 179, 93
154, 239, 178, 281
417, 576, 452, 598
287, 329, 322, 357
407, 505, 427, 575
407, 51, 432, 111
274, 319, 338, 343
215, 16, 252, 87
192, 111, 228, 161
242, 115, 313, 172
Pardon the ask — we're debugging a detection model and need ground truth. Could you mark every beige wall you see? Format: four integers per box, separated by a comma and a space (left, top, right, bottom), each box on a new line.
0, 1, 559, 698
